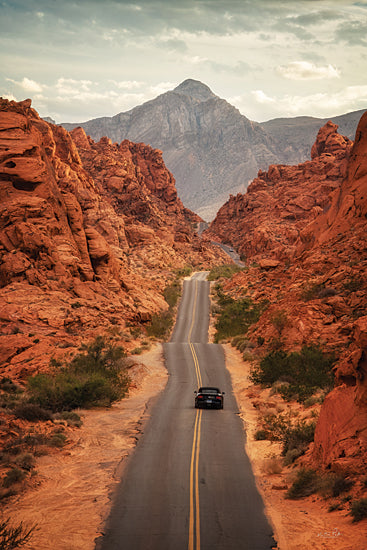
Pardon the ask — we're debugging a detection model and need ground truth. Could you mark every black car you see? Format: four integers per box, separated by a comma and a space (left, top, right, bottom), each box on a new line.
194, 387, 224, 409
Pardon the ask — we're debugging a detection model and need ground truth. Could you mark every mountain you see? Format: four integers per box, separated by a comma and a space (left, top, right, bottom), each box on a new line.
260, 109, 365, 165
62, 79, 280, 220
206, 114, 367, 474
62, 79, 365, 221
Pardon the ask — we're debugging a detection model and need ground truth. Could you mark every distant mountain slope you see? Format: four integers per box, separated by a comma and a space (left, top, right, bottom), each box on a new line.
62, 80, 365, 220
62, 80, 280, 220
260, 109, 365, 165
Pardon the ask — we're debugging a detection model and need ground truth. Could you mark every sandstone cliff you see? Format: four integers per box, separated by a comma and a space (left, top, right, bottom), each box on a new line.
207, 121, 353, 261
0, 98, 224, 380
208, 118, 367, 473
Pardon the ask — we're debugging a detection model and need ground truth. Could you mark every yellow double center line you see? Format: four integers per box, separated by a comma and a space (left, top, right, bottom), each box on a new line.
188, 280, 202, 550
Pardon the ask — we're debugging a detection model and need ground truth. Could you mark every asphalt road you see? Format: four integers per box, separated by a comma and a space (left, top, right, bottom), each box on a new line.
97, 273, 275, 550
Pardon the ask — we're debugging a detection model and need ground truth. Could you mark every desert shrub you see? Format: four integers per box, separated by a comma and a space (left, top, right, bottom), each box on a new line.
14, 453, 35, 471
271, 310, 288, 335
147, 310, 173, 339
27, 337, 129, 412
0, 518, 35, 550
214, 291, 267, 342
286, 468, 319, 499
350, 498, 367, 522
254, 429, 268, 441
147, 271, 188, 340
175, 266, 193, 278
53, 411, 82, 428
13, 403, 52, 422
301, 282, 336, 301
262, 456, 283, 475
49, 433, 67, 448
2, 468, 26, 488
207, 264, 243, 281
0, 378, 21, 394
283, 448, 304, 466
163, 279, 181, 309
331, 475, 354, 497
256, 414, 315, 459
250, 345, 335, 402
282, 420, 316, 456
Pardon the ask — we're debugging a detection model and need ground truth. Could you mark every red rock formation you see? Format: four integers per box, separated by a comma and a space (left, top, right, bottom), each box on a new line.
207, 121, 352, 262
209, 117, 366, 473
0, 98, 225, 379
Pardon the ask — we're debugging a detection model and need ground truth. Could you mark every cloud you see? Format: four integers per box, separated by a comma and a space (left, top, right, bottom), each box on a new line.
249, 85, 367, 118
335, 20, 367, 46
276, 62, 340, 80
6, 77, 43, 92
109, 80, 144, 90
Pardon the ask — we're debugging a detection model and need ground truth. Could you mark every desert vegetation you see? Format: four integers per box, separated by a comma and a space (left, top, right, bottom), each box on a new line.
211, 285, 268, 343
0, 518, 35, 550
27, 336, 129, 412
250, 345, 335, 403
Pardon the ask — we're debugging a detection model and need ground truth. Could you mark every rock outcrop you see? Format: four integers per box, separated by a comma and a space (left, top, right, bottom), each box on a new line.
207, 121, 352, 261
209, 117, 367, 473
0, 98, 225, 379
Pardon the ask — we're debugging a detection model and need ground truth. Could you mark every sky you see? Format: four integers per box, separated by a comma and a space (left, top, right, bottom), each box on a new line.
1, 0, 367, 123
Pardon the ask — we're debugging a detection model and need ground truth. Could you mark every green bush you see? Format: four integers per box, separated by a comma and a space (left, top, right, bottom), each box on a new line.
14, 453, 35, 471
3, 468, 26, 488
163, 279, 181, 309
286, 468, 319, 499
254, 429, 268, 441
301, 282, 336, 301
0, 518, 35, 550
350, 498, 367, 522
282, 420, 316, 456
27, 337, 129, 412
214, 291, 267, 342
271, 310, 288, 334
0, 378, 21, 394
331, 475, 354, 497
207, 264, 243, 281
13, 403, 52, 422
250, 345, 335, 402
147, 310, 173, 339
53, 411, 82, 428
49, 433, 67, 448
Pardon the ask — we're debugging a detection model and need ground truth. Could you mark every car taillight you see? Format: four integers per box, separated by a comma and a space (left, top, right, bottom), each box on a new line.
198, 395, 204, 399
216, 396, 221, 400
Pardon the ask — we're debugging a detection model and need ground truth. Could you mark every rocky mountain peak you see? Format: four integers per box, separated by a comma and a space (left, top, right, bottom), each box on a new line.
172, 79, 216, 102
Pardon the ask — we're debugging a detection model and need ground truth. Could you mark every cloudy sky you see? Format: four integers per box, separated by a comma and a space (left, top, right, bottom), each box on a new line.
1, 0, 367, 123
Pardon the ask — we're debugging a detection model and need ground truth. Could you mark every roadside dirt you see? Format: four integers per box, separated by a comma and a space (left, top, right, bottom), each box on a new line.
223, 343, 367, 550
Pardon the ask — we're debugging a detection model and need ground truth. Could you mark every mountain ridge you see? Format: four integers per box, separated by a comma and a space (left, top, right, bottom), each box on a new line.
61, 79, 366, 220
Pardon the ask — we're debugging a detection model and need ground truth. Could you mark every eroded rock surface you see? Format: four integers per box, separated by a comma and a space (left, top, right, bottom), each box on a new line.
208, 117, 367, 473
0, 98, 225, 379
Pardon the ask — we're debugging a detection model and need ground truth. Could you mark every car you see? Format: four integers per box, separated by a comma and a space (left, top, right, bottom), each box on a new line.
194, 387, 225, 409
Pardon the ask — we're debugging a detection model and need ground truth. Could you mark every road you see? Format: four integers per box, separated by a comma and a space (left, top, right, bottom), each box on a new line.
97, 273, 275, 550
